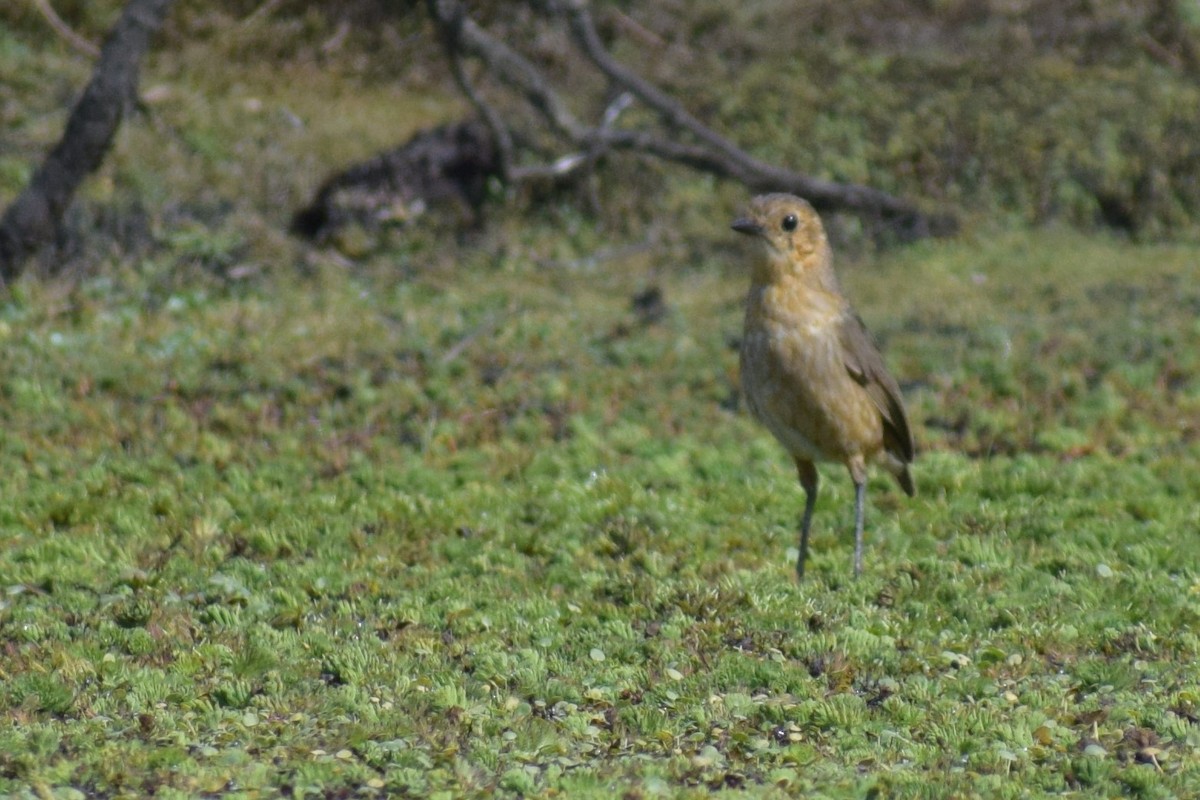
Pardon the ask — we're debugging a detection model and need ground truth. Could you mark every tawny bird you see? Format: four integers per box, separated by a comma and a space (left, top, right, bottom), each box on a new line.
732, 193, 914, 578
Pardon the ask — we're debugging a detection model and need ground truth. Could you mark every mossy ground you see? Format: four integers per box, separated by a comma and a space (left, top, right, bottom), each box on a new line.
2, 2, 1200, 798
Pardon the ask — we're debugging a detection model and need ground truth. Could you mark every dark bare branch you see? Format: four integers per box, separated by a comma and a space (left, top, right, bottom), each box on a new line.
429, 0, 621, 188
506, 92, 635, 186
433, 2, 516, 183
560, 1, 759, 167
557, 1, 933, 229
428, 0, 586, 141
0, 0, 177, 281
429, 0, 950, 238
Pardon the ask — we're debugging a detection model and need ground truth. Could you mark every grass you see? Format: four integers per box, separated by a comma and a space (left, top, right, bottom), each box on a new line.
2, 2, 1200, 797
0, 225, 1198, 798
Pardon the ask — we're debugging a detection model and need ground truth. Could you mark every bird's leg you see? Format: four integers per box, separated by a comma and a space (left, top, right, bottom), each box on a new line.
853, 479, 866, 578
795, 460, 818, 580
848, 456, 868, 578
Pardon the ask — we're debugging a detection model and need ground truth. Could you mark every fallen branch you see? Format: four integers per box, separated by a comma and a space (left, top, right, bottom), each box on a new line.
429, 0, 586, 141
428, 0, 952, 238
559, 2, 927, 223
0, 0, 177, 281
433, 1, 516, 183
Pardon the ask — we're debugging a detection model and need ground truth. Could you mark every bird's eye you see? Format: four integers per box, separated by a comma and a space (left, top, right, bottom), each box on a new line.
782, 214, 798, 232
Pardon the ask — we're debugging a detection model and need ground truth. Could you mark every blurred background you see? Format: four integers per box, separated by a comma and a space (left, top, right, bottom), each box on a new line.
3, 0, 1200, 268
1, 0, 1198, 488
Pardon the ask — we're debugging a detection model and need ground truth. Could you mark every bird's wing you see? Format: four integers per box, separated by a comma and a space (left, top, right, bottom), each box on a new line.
838, 312, 914, 463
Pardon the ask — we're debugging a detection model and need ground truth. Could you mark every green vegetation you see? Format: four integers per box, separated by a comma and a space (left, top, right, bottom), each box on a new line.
2, 1, 1200, 797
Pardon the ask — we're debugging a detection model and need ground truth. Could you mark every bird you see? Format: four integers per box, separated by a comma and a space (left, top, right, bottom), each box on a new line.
731, 193, 914, 579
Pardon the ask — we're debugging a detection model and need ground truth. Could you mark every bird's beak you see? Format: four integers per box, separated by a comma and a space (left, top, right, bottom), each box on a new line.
731, 217, 763, 236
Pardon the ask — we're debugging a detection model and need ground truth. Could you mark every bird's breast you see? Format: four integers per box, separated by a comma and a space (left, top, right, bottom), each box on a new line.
741, 283, 843, 366
739, 282, 880, 462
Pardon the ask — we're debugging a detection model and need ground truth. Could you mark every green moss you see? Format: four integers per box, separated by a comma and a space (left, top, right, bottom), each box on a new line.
0, 226, 1197, 796
3, 2, 1200, 796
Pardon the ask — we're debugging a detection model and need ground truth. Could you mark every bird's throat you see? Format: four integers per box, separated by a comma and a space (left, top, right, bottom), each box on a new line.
752, 245, 833, 290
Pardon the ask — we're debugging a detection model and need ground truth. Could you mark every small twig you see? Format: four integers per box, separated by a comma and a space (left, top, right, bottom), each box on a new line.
600, 91, 634, 130
440, 312, 506, 365
32, 0, 100, 58
539, 236, 656, 271
509, 92, 633, 183
451, 58, 516, 181
434, 1, 629, 187
241, 0, 284, 26
606, 8, 666, 50
510, 153, 588, 182
1138, 34, 1184, 71
321, 20, 352, 54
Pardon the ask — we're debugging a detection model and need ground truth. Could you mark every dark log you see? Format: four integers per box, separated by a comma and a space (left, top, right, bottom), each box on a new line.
291, 120, 500, 241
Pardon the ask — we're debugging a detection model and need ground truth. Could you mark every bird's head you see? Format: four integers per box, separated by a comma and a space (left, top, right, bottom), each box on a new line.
731, 193, 829, 280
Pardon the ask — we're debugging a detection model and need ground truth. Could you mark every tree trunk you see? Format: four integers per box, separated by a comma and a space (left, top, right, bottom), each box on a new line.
0, 0, 176, 281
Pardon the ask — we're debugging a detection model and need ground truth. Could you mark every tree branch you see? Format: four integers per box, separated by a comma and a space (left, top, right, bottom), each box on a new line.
430, 0, 951, 239
32, 0, 100, 58
428, 0, 586, 142
433, 1, 516, 183
557, 1, 936, 231
429, 0, 629, 188
0, 0, 176, 281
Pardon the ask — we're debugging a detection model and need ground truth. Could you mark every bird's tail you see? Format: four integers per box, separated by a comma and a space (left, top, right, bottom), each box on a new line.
878, 452, 915, 497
